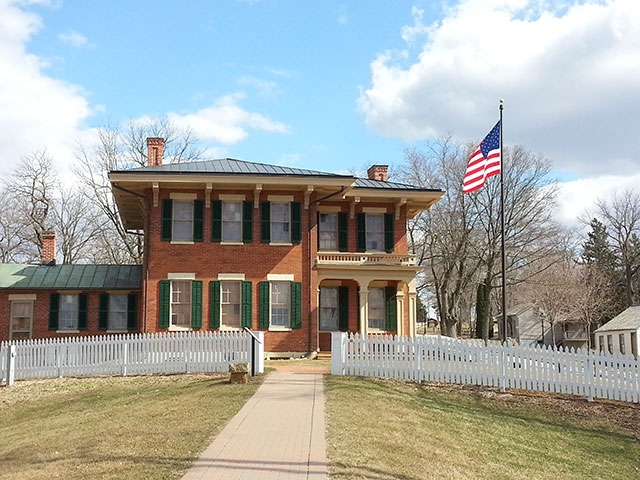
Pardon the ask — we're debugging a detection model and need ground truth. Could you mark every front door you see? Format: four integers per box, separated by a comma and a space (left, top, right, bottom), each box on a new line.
10, 300, 33, 340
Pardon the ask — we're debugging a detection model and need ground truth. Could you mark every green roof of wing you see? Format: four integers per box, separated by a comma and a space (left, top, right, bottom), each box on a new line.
0, 264, 142, 290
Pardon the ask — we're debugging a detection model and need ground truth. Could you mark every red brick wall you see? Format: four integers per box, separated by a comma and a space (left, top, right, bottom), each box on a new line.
0, 290, 143, 342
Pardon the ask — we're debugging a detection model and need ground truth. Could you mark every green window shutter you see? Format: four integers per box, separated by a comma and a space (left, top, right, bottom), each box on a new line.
193, 200, 204, 242
191, 280, 203, 328
211, 200, 222, 242
260, 202, 271, 243
209, 280, 221, 328
259, 281, 270, 328
356, 213, 366, 252
161, 199, 172, 241
127, 294, 137, 330
242, 201, 253, 243
384, 213, 394, 253
98, 294, 109, 330
159, 280, 170, 328
338, 212, 348, 252
291, 202, 302, 244
49, 293, 59, 330
78, 294, 88, 330
338, 286, 349, 332
241, 281, 253, 328
385, 287, 397, 331
291, 281, 302, 329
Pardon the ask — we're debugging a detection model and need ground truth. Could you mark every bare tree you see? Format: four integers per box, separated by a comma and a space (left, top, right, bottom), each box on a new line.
592, 190, 640, 308
400, 138, 482, 337
0, 188, 31, 262
73, 118, 204, 264
4, 151, 59, 262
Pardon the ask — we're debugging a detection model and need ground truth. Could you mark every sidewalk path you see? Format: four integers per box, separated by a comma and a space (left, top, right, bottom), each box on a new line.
181, 370, 328, 480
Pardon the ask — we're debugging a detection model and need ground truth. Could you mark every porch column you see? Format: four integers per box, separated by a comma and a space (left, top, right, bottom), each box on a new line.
359, 288, 369, 336
396, 291, 405, 336
408, 291, 417, 337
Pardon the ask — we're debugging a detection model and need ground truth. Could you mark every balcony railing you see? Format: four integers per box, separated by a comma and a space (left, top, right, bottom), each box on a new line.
315, 252, 417, 267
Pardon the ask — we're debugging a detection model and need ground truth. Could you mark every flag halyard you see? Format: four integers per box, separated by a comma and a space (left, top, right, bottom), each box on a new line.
463, 120, 501, 194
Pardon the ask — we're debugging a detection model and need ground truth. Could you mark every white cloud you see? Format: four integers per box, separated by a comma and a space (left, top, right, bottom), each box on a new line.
167, 93, 291, 144
555, 173, 640, 227
57, 29, 92, 48
0, 1, 92, 174
236, 75, 281, 99
358, 0, 640, 177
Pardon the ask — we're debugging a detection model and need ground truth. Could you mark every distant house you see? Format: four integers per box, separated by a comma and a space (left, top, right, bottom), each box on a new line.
594, 306, 640, 357
502, 304, 562, 347
1, 138, 444, 357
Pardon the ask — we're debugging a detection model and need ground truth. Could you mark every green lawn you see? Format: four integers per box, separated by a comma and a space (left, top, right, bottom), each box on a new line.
324, 376, 640, 480
0, 374, 261, 480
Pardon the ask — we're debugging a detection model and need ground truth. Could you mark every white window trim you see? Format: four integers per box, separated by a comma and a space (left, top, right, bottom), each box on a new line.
170, 240, 195, 245
168, 273, 196, 280
267, 274, 295, 281
317, 205, 342, 213
218, 273, 246, 281
170, 193, 198, 201
362, 207, 388, 214
268, 195, 294, 202
219, 194, 246, 201
9, 294, 36, 301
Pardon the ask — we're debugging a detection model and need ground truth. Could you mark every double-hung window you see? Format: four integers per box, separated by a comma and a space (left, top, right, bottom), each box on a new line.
260, 201, 302, 244
99, 294, 138, 331
367, 287, 397, 332
159, 279, 203, 329
356, 212, 394, 253
209, 280, 252, 329
318, 212, 348, 251
10, 300, 33, 340
259, 280, 302, 329
212, 199, 253, 243
161, 198, 204, 242
49, 293, 88, 331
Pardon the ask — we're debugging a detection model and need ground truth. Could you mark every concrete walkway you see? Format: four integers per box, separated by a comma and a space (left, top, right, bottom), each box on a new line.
181, 370, 328, 480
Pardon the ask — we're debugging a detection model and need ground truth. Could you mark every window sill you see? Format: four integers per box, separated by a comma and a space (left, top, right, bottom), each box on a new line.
268, 326, 292, 332
170, 240, 195, 245
220, 241, 244, 246
168, 326, 193, 332
219, 326, 243, 332
269, 242, 293, 246
57, 330, 79, 334
107, 330, 129, 334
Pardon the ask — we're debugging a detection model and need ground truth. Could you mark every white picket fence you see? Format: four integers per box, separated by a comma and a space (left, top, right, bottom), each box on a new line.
1, 331, 264, 383
331, 333, 640, 403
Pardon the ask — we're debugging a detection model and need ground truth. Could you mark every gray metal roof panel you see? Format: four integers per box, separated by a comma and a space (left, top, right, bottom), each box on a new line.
112, 158, 351, 178
354, 177, 442, 192
0, 264, 142, 290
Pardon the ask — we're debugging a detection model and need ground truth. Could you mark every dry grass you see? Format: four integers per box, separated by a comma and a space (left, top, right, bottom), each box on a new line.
325, 376, 640, 480
0, 374, 262, 480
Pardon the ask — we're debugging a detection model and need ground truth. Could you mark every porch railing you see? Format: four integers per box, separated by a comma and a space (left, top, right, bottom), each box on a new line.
315, 252, 417, 267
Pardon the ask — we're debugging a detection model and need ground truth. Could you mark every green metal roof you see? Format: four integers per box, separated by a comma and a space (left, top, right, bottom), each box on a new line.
0, 264, 142, 290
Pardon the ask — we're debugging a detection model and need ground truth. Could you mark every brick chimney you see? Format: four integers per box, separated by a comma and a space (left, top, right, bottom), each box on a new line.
41, 231, 56, 265
147, 137, 165, 166
367, 165, 388, 182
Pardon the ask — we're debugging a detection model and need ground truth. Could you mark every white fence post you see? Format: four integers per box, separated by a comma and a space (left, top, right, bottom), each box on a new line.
253, 331, 265, 374
331, 332, 346, 375
6, 345, 16, 387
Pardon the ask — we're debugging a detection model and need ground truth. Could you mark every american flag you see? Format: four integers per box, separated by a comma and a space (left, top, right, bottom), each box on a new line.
463, 121, 501, 194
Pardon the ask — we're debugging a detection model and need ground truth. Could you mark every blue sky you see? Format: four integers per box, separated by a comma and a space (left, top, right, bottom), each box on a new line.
1, 0, 640, 223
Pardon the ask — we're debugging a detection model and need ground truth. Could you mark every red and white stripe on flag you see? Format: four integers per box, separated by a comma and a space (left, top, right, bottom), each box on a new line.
463, 121, 501, 194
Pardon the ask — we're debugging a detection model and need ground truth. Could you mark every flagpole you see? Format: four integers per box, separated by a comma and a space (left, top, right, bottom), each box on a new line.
499, 99, 507, 343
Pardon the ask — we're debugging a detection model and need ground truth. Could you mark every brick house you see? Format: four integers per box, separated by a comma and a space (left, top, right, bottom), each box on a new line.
1, 138, 443, 356
0, 232, 142, 341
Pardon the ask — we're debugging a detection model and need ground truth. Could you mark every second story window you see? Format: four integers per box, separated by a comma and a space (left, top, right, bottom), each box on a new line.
161, 198, 204, 243
212, 200, 253, 243
318, 212, 348, 251
260, 201, 301, 244
356, 212, 394, 253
